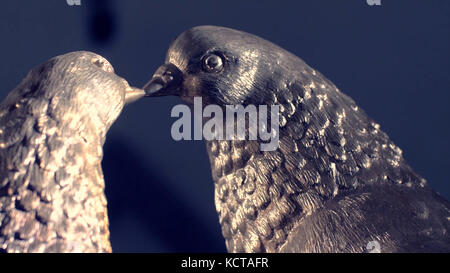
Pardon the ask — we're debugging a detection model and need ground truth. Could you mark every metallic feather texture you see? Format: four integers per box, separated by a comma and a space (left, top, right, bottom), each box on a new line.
0, 51, 144, 252
144, 26, 450, 253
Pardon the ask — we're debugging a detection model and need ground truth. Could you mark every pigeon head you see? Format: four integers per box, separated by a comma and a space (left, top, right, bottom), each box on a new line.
52, 52, 144, 130
144, 25, 300, 106
7, 51, 145, 133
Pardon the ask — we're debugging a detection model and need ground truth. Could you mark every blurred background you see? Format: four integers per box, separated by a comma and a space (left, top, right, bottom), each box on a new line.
0, 0, 448, 252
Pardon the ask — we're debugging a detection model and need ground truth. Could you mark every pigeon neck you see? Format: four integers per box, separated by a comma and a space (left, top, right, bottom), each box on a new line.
0, 109, 111, 252
206, 95, 426, 253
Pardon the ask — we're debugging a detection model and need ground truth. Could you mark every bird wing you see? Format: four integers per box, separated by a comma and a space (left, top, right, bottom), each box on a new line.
279, 183, 450, 252
265, 70, 450, 252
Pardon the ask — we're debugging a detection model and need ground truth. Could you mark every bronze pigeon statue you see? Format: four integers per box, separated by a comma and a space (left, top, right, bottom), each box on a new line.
143, 26, 450, 253
0, 51, 144, 252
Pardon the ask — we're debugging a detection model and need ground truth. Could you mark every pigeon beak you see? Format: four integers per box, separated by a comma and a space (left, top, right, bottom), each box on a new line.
124, 87, 146, 104
143, 63, 183, 97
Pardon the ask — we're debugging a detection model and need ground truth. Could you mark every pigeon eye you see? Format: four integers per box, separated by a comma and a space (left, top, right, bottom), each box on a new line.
202, 54, 224, 73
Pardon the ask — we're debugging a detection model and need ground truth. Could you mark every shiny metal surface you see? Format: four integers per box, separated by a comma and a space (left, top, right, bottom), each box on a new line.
144, 26, 450, 253
0, 51, 144, 252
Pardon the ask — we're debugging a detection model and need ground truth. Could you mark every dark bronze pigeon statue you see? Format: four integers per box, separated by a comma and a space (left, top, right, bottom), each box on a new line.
143, 26, 450, 253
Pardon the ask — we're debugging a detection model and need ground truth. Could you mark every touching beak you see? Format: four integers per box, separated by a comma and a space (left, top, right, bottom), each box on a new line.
143, 63, 183, 97
124, 86, 146, 104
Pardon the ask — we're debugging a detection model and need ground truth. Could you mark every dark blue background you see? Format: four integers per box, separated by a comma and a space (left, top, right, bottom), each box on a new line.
0, 0, 448, 252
